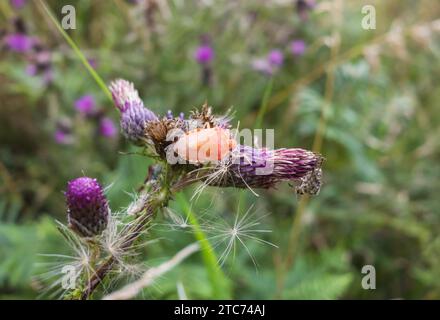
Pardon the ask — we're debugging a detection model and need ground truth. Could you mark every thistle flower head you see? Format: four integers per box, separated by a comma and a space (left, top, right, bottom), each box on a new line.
203, 145, 323, 194
268, 49, 284, 66
26, 64, 37, 76
119, 107, 157, 145
109, 79, 158, 145
251, 58, 274, 76
5, 33, 35, 53
54, 129, 72, 145
65, 177, 109, 237
99, 117, 117, 138
291, 39, 306, 56
10, 0, 27, 9
296, 0, 316, 21
74, 95, 96, 115
87, 58, 98, 69
109, 79, 143, 113
194, 45, 214, 64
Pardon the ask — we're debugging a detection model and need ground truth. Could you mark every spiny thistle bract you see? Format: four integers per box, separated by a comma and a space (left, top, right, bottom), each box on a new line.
65, 177, 109, 237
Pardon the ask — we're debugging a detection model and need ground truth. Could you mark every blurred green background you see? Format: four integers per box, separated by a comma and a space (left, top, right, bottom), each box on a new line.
1, 0, 440, 299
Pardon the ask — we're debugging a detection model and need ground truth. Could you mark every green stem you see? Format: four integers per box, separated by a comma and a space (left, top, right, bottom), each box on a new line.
39, 0, 112, 101
254, 77, 274, 129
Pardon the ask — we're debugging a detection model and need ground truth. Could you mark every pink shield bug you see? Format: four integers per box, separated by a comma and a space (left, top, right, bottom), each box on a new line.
173, 127, 237, 164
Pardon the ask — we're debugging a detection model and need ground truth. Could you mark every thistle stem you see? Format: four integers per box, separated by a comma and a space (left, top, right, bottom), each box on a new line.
80, 175, 172, 299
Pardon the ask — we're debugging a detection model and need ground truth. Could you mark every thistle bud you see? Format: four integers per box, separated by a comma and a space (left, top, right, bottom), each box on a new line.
109, 79, 158, 145
65, 177, 109, 237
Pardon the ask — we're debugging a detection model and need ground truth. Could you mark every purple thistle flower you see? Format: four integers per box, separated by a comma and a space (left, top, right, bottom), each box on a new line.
291, 39, 307, 56
10, 0, 27, 9
99, 117, 117, 138
179, 112, 185, 120
109, 79, 144, 113
268, 49, 284, 66
87, 58, 98, 69
65, 177, 109, 237
109, 79, 158, 145
296, 0, 316, 21
5, 33, 34, 53
23, 44, 54, 84
119, 108, 156, 145
166, 110, 173, 119
75, 95, 96, 115
209, 145, 323, 193
251, 58, 274, 76
25, 63, 37, 76
42, 69, 54, 85
194, 45, 214, 64
54, 129, 72, 145
34, 50, 51, 65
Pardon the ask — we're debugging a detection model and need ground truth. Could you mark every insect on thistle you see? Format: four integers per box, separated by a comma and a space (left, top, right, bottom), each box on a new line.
295, 167, 323, 196
173, 126, 237, 164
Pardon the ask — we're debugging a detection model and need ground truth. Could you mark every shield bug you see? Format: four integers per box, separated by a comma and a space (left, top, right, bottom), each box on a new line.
173, 127, 237, 164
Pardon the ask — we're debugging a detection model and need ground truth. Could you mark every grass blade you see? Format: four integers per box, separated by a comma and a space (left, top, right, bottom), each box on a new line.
38, 0, 112, 101
254, 77, 274, 129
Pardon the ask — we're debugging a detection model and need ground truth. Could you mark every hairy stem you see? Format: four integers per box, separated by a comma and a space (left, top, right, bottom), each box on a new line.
80, 175, 171, 299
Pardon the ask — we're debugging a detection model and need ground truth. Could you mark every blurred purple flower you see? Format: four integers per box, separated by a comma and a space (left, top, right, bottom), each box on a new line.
88, 58, 98, 69
42, 69, 54, 85
251, 58, 274, 76
296, 0, 316, 21
74, 95, 96, 115
5, 33, 34, 53
34, 50, 51, 65
99, 117, 117, 138
166, 110, 173, 119
10, 0, 27, 9
20, 42, 54, 84
194, 45, 214, 64
179, 112, 185, 120
268, 49, 284, 66
25, 63, 37, 76
54, 129, 72, 145
291, 40, 306, 56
